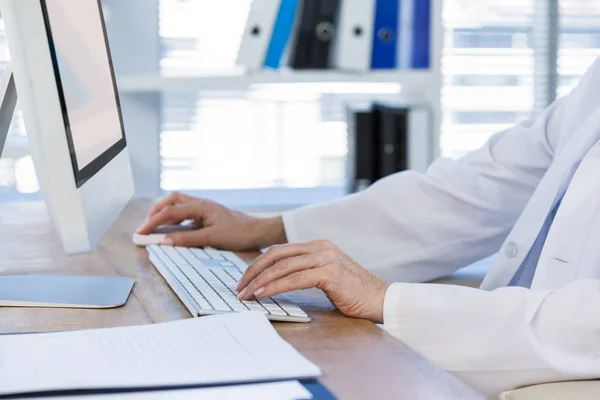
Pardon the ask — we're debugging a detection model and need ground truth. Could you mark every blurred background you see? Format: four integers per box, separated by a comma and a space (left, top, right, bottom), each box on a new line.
0, 0, 598, 210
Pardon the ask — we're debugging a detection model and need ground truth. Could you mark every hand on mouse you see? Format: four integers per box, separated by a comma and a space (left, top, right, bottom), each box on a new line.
137, 192, 287, 251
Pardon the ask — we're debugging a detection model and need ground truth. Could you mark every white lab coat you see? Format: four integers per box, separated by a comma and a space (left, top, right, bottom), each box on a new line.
282, 58, 600, 398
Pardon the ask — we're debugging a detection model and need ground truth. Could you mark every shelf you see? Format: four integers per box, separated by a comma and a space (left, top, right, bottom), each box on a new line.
116, 70, 440, 93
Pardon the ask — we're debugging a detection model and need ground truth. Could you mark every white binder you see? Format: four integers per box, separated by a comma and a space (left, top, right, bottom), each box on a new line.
236, 0, 282, 72
331, 0, 376, 71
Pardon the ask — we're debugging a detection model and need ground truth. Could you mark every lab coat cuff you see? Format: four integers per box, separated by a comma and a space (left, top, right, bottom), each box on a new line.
281, 211, 301, 243
383, 282, 404, 328
383, 282, 424, 337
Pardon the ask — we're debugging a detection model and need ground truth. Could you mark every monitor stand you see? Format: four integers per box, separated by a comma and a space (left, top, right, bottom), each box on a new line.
0, 64, 134, 309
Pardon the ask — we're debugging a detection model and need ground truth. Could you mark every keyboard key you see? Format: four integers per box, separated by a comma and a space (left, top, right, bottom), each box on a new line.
205, 249, 248, 270
161, 246, 189, 266
211, 268, 237, 287
256, 297, 288, 316
220, 251, 249, 265
201, 259, 236, 268
274, 297, 309, 318
219, 261, 234, 267
254, 295, 276, 305
231, 259, 250, 272
204, 248, 226, 260
177, 247, 204, 269
203, 296, 231, 312
263, 306, 288, 316
197, 268, 225, 287
227, 269, 244, 282
230, 303, 250, 312
189, 248, 211, 260
242, 300, 268, 314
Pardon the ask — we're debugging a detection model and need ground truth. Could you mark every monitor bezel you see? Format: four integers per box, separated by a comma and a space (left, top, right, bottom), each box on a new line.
39, 0, 127, 188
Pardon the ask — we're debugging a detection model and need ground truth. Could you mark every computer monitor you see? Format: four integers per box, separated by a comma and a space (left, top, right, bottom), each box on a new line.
0, 0, 135, 308
1, 0, 134, 254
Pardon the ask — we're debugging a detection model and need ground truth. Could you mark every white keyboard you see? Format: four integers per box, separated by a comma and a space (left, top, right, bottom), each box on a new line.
147, 245, 310, 323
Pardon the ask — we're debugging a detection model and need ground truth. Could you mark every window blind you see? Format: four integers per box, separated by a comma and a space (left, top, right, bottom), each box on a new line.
441, 0, 535, 159
558, 0, 600, 97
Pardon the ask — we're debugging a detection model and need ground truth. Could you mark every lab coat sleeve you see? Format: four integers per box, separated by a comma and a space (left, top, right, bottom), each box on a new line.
383, 280, 600, 399
283, 58, 600, 283
282, 99, 567, 283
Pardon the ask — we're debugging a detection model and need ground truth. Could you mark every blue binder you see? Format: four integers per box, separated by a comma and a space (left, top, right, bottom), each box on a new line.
370, 0, 400, 69
264, 0, 299, 69
303, 379, 336, 399
411, 0, 431, 69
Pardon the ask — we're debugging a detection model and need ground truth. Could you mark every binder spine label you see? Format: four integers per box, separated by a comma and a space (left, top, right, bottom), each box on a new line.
398, 0, 414, 70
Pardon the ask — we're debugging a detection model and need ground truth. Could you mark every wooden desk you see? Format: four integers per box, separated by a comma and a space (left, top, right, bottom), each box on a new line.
0, 201, 484, 400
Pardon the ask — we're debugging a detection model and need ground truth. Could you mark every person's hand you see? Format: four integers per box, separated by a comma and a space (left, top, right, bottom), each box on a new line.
137, 192, 287, 251
236, 240, 390, 323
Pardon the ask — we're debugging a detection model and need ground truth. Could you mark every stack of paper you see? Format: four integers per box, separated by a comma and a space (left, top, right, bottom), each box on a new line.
24, 382, 313, 400
0, 312, 321, 398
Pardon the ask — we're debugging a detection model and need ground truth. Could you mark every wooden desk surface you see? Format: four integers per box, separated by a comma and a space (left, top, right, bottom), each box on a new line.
0, 201, 484, 400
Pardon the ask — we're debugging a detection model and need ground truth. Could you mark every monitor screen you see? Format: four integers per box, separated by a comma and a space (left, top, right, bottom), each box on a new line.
40, 0, 126, 187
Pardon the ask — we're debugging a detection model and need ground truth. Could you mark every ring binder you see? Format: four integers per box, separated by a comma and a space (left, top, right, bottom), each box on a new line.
236, 0, 281, 72
331, 0, 376, 71
371, 0, 400, 69
289, 0, 341, 69
264, 0, 300, 70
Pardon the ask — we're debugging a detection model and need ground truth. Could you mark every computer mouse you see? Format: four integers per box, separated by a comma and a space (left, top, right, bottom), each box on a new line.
132, 233, 167, 247
132, 223, 197, 247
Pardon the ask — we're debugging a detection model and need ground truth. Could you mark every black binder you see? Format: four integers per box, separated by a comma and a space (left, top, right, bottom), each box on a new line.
290, 0, 341, 69
347, 107, 378, 192
374, 105, 409, 178
347, 104, 411, 193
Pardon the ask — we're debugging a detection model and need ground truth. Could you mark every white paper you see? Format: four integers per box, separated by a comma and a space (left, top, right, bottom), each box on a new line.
0, 312, 320, 397
22, 381, 313, 400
